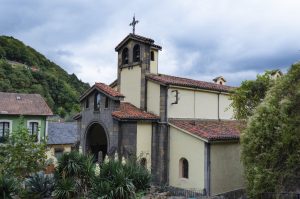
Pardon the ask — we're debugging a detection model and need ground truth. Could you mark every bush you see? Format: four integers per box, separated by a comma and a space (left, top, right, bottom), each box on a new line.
89, 159, 151, 199
0, 174, 19, 199
53, 178, 76, 199
55, 151, 94, 197
25, 172, 54, 198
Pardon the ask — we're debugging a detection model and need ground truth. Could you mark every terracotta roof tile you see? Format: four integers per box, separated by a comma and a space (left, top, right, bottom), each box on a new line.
95, 83, 124, 98
169, 119, 244, 141
0, 92, 53, 116
112, 102, 159, 120
146, 74, 234, 92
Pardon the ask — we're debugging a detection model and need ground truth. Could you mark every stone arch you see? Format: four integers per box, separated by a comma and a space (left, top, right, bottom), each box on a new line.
84, 121, 109, 162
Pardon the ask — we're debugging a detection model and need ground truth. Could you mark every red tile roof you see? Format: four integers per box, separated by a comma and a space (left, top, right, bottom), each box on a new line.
146, 74, 234, 92
169, 119, 244, 141
112, 102, 159, 120
80, 82, 124, 101
0, 92, 53, 116
95, 83, 124, 98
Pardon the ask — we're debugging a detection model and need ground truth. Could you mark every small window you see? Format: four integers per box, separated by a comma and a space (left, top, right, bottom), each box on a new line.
140, 158, 147, 168
54, 148, 64, 160
122, 48, 129, 65
171, 90, 179, 104
28, 122, 39, 142
94, 93, 101, 111
105, 96, 109, 108
0, 122, 10, 143
151, 51, 155, 61
85, 98, 89, 108
179, 158, 189, 179
133, 44, 140, 62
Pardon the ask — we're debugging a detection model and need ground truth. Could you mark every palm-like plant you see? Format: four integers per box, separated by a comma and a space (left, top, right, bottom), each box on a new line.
25, 172, 54, 198
55, 151, 95, 197
53, 178, 76, 199
0, 174, 19, 199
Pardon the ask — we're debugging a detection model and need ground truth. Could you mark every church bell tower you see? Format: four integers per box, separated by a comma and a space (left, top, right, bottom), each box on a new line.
115, 17, 162, 110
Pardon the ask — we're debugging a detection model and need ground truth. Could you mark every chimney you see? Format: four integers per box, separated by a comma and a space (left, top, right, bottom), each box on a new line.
213, 76, 226, 85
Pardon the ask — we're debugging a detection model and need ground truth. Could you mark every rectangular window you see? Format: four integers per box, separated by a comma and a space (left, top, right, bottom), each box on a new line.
29, 122, 39, 142
0, 122, 10, 143
85, 98, 89, 108
94, 93, 101, 111
105, 97, 109, 108
54, 148, 64, 160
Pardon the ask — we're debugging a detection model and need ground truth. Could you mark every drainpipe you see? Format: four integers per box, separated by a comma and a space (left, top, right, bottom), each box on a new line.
217, 92, 220, 121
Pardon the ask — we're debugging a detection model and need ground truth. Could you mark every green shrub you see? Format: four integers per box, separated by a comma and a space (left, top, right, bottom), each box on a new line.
55, 151, 94, 197
90, 161, 135, 199
0, 174, 19, 199
25, 172, 54, 198
53, 178, 76, 199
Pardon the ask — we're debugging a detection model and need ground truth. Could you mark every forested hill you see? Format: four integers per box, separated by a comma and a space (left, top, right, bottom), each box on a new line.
0, 36, 90, 118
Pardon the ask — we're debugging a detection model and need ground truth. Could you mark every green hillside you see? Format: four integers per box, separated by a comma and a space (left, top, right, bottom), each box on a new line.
0, 36, 90, 117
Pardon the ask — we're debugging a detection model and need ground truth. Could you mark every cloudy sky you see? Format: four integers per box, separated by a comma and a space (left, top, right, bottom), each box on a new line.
1, 0, 300, 86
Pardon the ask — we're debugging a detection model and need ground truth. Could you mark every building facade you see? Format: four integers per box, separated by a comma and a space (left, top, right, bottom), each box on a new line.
76, 33, 244, 195
0, 92, 53, 143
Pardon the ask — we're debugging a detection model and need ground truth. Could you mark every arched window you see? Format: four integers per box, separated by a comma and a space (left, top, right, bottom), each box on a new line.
122, 48, 129, 65
140, 158, 147, 168
94, 93, 101, 111
151, 51, 155, 61
179, 158, 189, 178
133, 44, 140, 62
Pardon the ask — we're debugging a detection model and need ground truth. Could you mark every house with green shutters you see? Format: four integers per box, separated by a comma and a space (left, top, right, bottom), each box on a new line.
0, 92, 53, 143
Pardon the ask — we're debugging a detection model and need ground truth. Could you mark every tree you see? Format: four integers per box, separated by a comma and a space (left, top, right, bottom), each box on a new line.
241, 63, 300, 198
0, 119, 47, 179
229, 71, 275, 120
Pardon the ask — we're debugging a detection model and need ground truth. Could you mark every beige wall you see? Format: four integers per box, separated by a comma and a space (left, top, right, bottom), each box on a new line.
150, 49, 158, 74
168, 87, 233, 120
136, 122, 152, 170
120, 66, 141, 107
210, 142, 244, 195
46, 144, 72, 165
219, 94, 233, 120
147, 81, 160, 115
169, 126, 205, 190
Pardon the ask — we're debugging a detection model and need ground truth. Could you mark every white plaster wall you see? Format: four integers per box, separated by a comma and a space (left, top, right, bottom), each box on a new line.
120, 66, 141, 108
169, 126, 205, 190
219, 94, 233, 120
147, 81, 160, 115
195, 92, 218, 119
168, 88, 195, 118
136, 123, 152, 170
210, 142, 244, 195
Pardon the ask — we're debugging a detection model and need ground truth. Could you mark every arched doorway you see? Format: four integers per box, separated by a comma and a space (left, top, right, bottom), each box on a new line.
86, 123, 108, 162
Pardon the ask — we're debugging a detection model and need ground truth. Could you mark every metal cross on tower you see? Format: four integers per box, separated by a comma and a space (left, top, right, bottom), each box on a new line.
129, 15, 139, 35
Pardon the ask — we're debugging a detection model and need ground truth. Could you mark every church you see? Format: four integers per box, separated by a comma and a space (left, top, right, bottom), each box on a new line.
74, 24, 244, 196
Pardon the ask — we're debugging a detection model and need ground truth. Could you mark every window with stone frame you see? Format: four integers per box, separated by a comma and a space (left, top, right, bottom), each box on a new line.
0, 122, 10, 143
28, 121, 39, 142
133, 44, 140, 62
94, 93, 101, 111
179, 158, 189, 179
122, 47, 129, 64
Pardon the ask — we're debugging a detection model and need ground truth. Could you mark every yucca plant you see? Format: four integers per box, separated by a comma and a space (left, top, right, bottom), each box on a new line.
25, 172, 54, 198
55, 151, 95, 197
53, 177, 76, 199
0, 174, 19, 199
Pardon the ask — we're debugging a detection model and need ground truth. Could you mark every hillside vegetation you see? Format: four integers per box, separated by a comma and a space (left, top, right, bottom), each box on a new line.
0, 36, 90, 117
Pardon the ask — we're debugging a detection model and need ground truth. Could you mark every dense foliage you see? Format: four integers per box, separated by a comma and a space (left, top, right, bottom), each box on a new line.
241, 64, 300, 198
229, 71, 275, 120
0, 119, 47, 179
0, 36, 89, 117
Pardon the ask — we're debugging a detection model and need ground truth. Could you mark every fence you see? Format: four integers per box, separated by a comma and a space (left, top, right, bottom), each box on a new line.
164, 186, 207, 198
